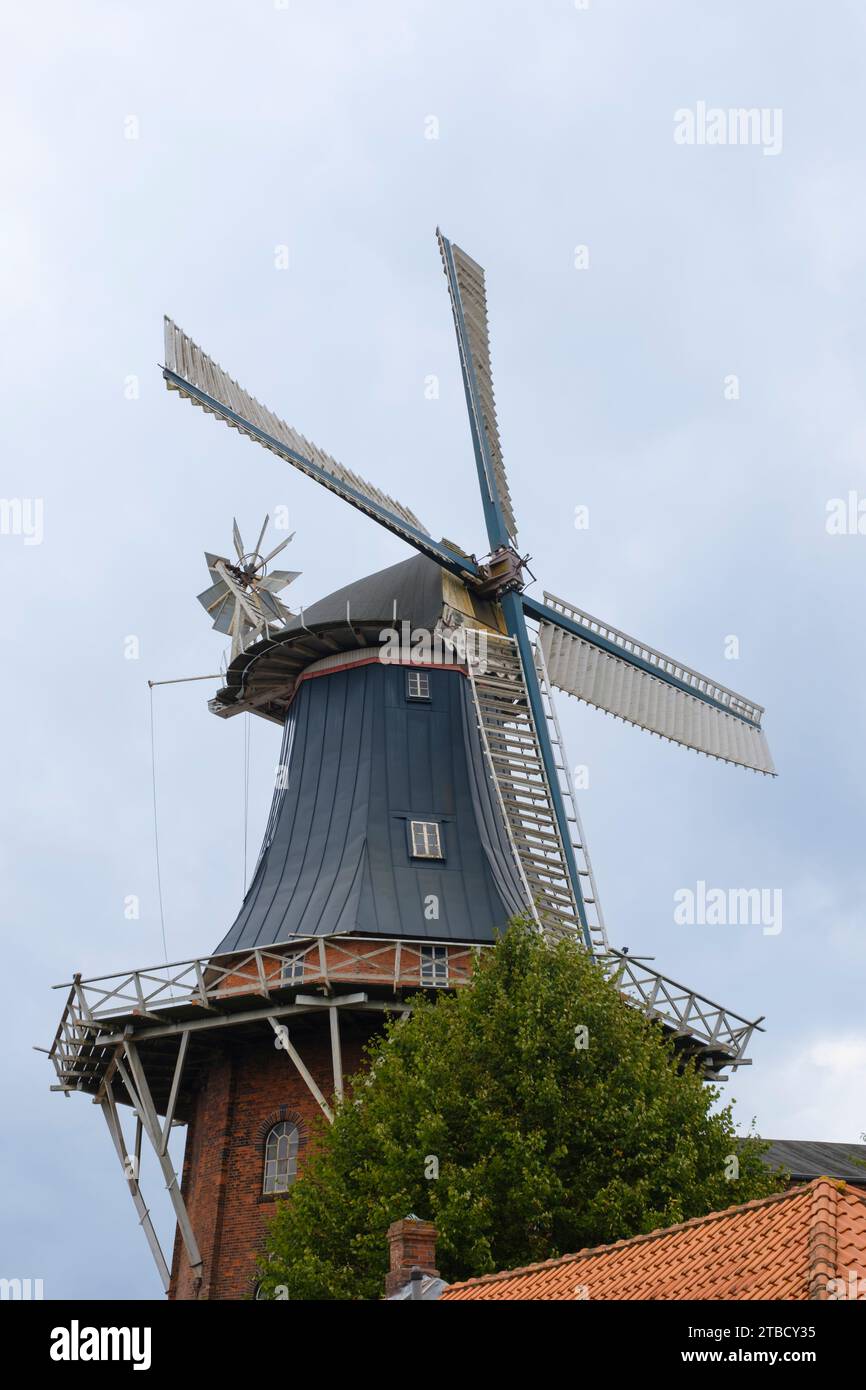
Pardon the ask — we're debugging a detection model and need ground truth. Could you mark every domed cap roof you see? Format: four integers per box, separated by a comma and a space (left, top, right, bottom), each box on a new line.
211, 552, 500, 723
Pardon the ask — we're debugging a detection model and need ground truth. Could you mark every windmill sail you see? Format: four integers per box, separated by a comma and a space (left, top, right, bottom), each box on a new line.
531, 593, 774, 776
437, 231, 517, 548
162, 318, 476, 579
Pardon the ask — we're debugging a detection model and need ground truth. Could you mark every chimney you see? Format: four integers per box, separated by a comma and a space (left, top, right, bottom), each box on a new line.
385, 1215, 439, 1296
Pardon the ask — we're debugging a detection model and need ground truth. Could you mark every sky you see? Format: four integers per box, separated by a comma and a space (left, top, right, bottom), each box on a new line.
2, 0, 865, 1300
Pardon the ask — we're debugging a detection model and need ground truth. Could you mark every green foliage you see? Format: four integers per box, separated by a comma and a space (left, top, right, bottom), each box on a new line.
259, 922, 783, 1299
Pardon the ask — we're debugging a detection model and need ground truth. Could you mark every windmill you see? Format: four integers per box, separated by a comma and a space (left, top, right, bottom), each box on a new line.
162, 228, 773, 956
197, 515, 299, 660
45, 231, 774, 1301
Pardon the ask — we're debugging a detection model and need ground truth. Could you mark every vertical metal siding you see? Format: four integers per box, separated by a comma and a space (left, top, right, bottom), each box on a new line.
212, 662, 529, 952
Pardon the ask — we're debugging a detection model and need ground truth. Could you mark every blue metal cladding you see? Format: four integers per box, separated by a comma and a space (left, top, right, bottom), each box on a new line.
214, 660, 529, 952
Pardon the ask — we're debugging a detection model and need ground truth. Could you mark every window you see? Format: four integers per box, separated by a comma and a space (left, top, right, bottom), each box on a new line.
407, 670, 430, 700
263, 1121, 299, 1194
410, 820, 443, 859
420, 943, 448, 987
280, 952, 305, 984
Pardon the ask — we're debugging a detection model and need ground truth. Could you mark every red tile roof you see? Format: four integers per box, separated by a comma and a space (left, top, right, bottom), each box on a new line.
440, 1180, 866, 1301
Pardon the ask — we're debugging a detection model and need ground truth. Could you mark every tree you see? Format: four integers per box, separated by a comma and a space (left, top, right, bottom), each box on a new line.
259, 922, 783, 1299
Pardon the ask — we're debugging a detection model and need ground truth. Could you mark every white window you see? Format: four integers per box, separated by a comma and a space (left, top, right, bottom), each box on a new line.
263, 1121, 299, 1194
420, 944, 448, 987
410, 820, 443, 859
407, 670, 430, 700
281, 953, 305, 984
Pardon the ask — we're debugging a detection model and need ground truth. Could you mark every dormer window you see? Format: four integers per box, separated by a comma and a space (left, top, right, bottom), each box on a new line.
407, 670, 430, 700
409, 820, 443, 859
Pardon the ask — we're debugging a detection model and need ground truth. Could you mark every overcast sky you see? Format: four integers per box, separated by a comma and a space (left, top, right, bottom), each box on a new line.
3, 0, 865, 1299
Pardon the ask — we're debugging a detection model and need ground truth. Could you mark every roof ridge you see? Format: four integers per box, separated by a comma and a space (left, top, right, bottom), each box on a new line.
813, 1177, 866, 1206
447, 1180, 850, 1292
767, 1138, 866, 1146
807, 1179, 839, 1300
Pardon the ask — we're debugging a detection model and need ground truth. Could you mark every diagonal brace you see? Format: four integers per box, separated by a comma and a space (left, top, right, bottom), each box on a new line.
118, 1042, 203, 1277
101, 1089, 171, 1292
269, 1017, 334, 1122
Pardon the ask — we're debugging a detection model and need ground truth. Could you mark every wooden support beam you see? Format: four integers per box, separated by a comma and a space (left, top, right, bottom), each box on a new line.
329, 1006, 344, 1104
268, 1018, 334, 1123
100, 1092, 170, 1293
101, 999, 319, 1046
91, 1043, 125, 1105
160, 1030, 190, 1155
121, 1041, 203, 1276
294, 992, 367, 1008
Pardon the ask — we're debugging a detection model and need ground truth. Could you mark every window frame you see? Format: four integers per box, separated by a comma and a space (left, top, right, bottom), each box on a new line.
280, 952, 306, 985
420, 943, 449, 987
409, 819, 444, 860
406, 669, 431, 701
262, 1120, 300, 1196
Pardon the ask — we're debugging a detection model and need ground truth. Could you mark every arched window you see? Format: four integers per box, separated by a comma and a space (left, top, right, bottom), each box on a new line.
263, 1120, 299, 1194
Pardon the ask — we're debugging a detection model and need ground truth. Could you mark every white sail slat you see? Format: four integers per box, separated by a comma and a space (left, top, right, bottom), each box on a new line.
162, 317, 429, 537
539, 614, 774, 776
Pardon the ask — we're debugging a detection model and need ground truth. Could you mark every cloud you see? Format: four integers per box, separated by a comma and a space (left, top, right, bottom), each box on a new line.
738, 1034, 866, 1141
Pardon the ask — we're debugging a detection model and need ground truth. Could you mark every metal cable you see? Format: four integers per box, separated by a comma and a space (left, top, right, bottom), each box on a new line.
243, 713, 251, 891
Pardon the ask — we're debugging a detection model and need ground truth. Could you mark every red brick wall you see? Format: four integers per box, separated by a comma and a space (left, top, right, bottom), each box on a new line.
169, 1015, 377, 1300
